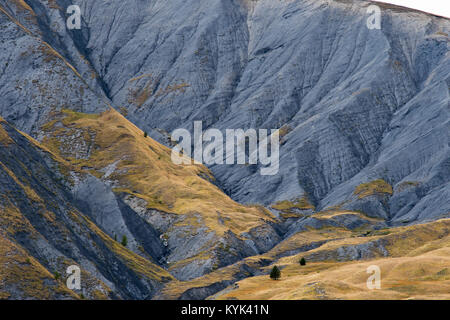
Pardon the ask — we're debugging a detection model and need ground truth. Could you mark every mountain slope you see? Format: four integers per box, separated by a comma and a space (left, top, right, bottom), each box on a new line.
0, 0, 448, 300
0, 117, 173, 299
39, 107, 278, 280
213, 218, 450, 300
1, 0, 448, 225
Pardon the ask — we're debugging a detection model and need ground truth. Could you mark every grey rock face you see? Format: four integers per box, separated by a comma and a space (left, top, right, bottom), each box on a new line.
4, 0, 444, 225
301, 237, 390, 262
0, 0, 109, 135
1, 0, 448, 225
72, 175, 167, 262
285, 213, 386, 238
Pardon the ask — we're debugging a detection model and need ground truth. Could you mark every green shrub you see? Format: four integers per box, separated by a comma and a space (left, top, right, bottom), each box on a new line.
299, 257, 306, 266
121, 235, 128, 247
270, 266, 281, 280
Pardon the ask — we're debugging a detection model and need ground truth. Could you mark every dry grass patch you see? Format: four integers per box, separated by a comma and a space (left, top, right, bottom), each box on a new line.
272, 196, 315, 213
354, 179, 393, 199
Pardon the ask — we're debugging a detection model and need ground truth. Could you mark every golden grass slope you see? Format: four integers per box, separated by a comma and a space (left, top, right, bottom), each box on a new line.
215, 248, 450, 300
213, 219, 450, 300
41, 108, 274, 235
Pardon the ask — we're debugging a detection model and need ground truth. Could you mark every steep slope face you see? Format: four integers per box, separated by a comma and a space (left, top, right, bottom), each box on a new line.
0, 0, 280, 287
39, 108, 278, 280
0, 117, 174, 299
0, 107, 279, 297
0, 0, 109, 135
9, 0, 446, 224
0, 231, 76, 299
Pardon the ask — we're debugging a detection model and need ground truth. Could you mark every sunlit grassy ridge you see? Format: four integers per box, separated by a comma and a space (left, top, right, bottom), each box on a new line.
41, 108, 274, 235
158, 227, 349, 299
158, 210, 377, 298
277, 218, 450, 263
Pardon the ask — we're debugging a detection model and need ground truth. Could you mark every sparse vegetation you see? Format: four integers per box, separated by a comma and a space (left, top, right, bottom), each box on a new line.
396, 181, 419, 192
0, 234, 77, 299
0, 122, 13, 146
435, 31, 448, 37
278, 125, 292, 143
354, 179, 393, 199
299, 257, 306, 266
155, 82, 190, 97
272, 196, 315, 213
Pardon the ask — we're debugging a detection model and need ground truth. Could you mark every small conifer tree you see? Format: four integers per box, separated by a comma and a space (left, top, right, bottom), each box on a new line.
54, 271, 61, 280
270, 266, 281, 280
121, 235, 128, 247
